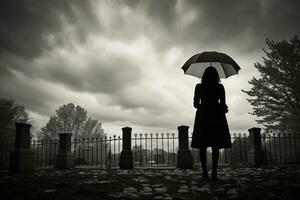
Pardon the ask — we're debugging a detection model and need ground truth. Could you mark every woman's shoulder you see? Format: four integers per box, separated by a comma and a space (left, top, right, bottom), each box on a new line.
218, 83, 225, 91
218, 83, 224, 88
195, 83, 202, 88
200, 83, 223, 87
197, 83, 223, 89
194, 83, 204, 92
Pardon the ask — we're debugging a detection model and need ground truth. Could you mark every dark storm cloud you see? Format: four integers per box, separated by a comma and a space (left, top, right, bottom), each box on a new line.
44, 56, 141, 94
0, 0, 144, 117
122, 0, 300, 52
125, 0, 177, 26
1, 0, 300, 69
0, 70, 59, 115
191, 0, 300, 48
0, 0, 99, 58
0, 48, 142, 95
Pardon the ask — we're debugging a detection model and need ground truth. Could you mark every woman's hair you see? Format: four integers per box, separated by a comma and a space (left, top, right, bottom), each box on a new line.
201, 66, 220, 85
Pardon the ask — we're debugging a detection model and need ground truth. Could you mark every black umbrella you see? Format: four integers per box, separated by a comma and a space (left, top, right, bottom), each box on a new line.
181, 51, 241, 78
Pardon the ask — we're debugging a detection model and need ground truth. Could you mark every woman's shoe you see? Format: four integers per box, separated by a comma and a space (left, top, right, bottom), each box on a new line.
211, 170, 218, 180
202, 171, 209, 179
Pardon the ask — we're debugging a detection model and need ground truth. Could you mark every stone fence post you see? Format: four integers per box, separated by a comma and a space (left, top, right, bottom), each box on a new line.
55, 133, 74, 169
119, 127, 133, 169
177, 125, 193, 169
9, 123, 34, 173
247, 127, 266, 166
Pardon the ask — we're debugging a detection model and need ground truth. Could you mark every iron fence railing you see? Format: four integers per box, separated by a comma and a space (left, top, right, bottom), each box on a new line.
262, 133, 300, 164
73, 136, 122, 168
132, 133, 177, 167
0, 143, 14, 169
1, 132, 300, 169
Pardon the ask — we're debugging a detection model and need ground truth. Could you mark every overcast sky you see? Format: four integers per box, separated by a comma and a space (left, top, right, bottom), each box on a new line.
1, 0, 300, 136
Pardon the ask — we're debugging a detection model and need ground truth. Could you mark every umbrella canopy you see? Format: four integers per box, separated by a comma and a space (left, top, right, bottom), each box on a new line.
181, 51, 241, 78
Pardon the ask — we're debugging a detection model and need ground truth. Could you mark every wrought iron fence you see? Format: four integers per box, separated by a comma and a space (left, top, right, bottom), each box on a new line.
31, 139, 59, 167
73, 136, 122, 168
132, 133, 177, 167
262, 133, 300, 164
0, 143, 14, 169
1, 132, 300, 169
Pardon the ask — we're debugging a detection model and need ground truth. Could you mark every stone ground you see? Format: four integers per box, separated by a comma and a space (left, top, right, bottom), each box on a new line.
0, 165, 300, 200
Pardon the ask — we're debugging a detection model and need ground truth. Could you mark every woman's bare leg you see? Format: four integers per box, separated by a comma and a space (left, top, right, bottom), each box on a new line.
212, 147, 220, 179
199, 147, 208, 178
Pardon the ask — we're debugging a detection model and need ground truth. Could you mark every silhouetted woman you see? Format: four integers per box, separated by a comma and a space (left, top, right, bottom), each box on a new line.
191, 66, 232, 180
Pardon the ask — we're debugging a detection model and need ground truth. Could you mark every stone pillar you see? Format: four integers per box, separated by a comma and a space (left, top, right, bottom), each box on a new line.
247, 127, 266, 166
55, 133, 74, 169
177, 125, 193, 169
119, 127, 133, 169
9, 123, 34, 173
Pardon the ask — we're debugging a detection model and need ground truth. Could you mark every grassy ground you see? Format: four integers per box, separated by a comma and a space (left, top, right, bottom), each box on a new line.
0, 165, 299, 200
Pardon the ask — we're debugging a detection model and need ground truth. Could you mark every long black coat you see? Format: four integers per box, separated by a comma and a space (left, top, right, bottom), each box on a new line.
191, 83, 232, 149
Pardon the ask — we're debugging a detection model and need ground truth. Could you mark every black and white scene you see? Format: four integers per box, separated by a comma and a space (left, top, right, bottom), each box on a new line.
0, 0, 300, 199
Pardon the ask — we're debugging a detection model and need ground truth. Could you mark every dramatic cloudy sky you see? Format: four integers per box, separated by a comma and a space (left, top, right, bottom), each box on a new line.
1, 0, 300, 136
